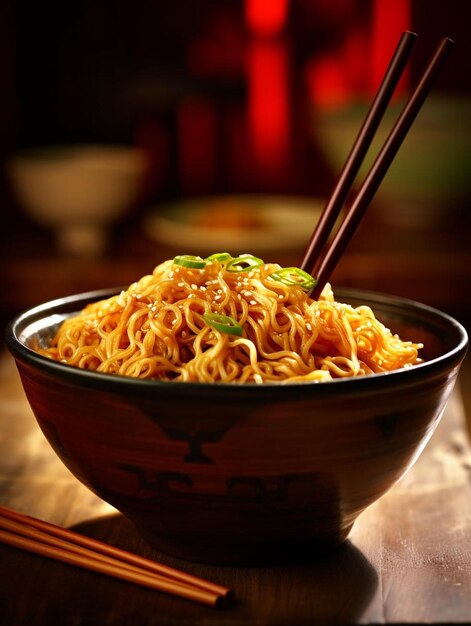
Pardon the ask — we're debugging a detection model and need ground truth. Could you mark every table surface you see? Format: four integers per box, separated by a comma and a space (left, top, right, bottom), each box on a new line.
1, 351, 470, 626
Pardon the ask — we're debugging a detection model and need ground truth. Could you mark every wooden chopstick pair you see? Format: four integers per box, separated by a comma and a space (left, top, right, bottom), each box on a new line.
301, 31, 454, 298
0, 506, 232, 608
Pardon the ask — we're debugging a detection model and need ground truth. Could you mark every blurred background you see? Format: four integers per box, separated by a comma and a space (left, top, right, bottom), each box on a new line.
0, 0, 470, 345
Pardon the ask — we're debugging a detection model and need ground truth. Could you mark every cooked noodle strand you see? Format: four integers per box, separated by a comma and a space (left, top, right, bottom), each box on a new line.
38, 256, 423, 383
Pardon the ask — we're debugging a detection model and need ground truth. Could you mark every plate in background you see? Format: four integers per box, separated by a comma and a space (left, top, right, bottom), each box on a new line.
142, 195, 324, 254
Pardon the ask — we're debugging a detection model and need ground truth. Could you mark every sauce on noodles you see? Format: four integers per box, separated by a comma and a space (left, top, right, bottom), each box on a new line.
37, 253, 423, 383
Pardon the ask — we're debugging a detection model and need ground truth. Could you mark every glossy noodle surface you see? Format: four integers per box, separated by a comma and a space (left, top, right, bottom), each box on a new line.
37, 254, 423, 383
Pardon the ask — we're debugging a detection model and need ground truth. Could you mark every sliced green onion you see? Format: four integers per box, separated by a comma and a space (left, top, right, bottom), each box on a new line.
173, 255, 206, 269
203, 312, 243, 336
205, 252, 233, 263
268, 267, 317, 291
226, 254, 264, 273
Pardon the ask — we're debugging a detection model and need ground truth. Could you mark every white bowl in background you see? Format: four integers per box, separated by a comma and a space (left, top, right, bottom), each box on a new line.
6, 144, 150, 257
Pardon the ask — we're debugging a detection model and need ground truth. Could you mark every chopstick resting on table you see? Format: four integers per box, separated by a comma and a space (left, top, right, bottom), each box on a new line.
0, 506, 233, 608
300, 32, 455, 299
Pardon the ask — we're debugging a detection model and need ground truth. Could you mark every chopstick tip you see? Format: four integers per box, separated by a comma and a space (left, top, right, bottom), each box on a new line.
215, 589, 236, 610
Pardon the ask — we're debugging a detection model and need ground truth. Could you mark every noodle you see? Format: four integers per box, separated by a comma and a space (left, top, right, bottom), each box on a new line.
37, 254, 423, 383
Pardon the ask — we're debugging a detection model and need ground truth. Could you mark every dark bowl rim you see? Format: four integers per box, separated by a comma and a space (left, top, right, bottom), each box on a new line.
5, 285, 468, 395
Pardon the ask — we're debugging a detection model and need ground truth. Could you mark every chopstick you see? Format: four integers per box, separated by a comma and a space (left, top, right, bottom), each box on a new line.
300, 33, 455, 299
0, 506, 232, 608
300, 30, 418, 279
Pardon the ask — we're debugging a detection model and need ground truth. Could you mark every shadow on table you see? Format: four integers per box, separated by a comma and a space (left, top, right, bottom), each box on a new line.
70, 511, 378, 625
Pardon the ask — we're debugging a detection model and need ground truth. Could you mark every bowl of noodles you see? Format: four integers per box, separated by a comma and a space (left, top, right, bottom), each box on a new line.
6, 253, 468, 565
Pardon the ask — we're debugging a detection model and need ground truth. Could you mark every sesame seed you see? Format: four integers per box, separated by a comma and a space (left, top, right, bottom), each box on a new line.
250, 300, 257, 305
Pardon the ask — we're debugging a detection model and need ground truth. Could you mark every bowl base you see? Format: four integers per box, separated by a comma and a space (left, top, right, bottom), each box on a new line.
133, 523, 354, 566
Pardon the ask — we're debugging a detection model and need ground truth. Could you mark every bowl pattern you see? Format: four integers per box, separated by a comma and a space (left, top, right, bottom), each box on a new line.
6, 288, 468, 565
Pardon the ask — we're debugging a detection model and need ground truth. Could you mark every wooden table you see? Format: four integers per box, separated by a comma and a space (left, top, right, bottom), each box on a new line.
1, 350, 470, 625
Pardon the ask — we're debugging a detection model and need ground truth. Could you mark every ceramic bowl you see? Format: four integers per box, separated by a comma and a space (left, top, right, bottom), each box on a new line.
316, 96, 471, 226
6, 144, 150, 257
6, 287, 468, 565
